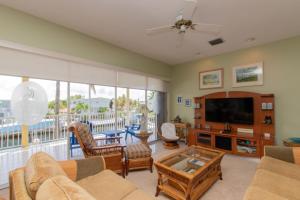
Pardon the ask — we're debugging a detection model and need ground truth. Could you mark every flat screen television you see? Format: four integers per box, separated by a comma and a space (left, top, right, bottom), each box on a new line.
205, 97, 254, 125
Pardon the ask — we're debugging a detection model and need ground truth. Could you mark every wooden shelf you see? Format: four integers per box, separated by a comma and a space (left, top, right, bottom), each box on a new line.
189, 91, 275, 157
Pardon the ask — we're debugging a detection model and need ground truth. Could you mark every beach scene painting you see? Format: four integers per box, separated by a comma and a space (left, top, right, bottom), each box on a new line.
199, 69, 223, 89
233, 62, 263, 87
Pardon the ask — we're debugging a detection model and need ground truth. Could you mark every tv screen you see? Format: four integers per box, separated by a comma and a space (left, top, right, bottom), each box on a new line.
205, 98, 254, 125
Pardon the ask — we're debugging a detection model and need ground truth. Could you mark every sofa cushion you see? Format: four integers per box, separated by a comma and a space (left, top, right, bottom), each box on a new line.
9, 169, 32, 200
250, 169, 300, 200
243, 186, 288, 200
77, 170, 137, 200
122, 190, 155, 200
258, 156, 300, 181
36, 175, 95, 200
25, 152, 67, 199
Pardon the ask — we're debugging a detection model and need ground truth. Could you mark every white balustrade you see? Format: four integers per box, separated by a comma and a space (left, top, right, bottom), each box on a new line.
0, 112, 157, 150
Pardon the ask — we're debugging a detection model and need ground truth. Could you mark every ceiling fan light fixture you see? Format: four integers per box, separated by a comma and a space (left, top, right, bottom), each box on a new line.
180, 25, 186, 32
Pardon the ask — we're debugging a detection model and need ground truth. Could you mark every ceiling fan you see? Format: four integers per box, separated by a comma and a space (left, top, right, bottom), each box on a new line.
146, 0, 222, 47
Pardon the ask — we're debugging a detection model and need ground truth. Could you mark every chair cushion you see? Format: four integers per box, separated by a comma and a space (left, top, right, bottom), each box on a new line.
77, 123, 96, 149
77, 170, 137, 200
126, 143, 152, 159
164, 135, 180, 141
25, 152, 67, 199
36, 175, 95, 200
161, 123, 178, 140
258, 156, 300, 181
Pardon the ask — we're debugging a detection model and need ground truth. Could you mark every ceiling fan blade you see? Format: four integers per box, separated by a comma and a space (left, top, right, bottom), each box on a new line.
146, 25, 174, 35
192, 23, 222, 35
176, 33, 185, 48
182, 0, 198, 20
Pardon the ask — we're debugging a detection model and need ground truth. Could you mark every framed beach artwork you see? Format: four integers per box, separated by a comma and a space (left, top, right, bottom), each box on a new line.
232, 62, 263, 87
199, 68, 223, 89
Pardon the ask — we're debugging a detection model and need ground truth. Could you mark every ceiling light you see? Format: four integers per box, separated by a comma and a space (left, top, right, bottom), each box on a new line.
209, 38, 224, 46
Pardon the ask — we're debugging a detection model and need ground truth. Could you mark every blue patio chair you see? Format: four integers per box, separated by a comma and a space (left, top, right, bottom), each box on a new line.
125, 123, 141, 140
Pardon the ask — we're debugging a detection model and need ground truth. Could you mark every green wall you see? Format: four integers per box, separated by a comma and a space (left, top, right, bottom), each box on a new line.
171, 36, 300, 144
1, 5, 300, 144
0, 6, 171, 78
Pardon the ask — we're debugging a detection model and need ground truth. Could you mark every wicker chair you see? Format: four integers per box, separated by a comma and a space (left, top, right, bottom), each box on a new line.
159, 123, 180, 149
68, 122, 125, 177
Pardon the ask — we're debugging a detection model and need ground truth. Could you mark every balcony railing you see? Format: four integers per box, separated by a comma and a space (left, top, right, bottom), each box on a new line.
0, 112, 157, 150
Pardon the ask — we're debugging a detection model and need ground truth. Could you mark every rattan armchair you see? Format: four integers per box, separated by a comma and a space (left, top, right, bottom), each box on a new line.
68, 122, 125, 177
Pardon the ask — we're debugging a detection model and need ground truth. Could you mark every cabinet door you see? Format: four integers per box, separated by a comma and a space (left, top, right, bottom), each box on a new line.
188, 131, 196, 146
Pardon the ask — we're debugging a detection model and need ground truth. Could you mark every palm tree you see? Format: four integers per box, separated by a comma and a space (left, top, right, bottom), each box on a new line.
73, 102, 89, 114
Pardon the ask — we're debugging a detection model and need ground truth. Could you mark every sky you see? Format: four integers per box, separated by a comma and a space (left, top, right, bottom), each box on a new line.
0, 75, 146, 101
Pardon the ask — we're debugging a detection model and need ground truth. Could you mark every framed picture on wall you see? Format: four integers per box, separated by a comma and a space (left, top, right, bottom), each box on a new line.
199, 68, 223, 89
185, 99, 192, 107
177, 96, 183, 104
232, 62, 263, 87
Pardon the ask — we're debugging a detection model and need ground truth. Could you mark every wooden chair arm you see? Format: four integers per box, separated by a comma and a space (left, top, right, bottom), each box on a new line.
94, 136, 122, 141
91, 144, 125, 151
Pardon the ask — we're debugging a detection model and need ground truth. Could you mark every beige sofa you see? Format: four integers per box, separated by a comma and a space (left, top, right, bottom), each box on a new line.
244, 146, 300, 200
9, 152, 154, 200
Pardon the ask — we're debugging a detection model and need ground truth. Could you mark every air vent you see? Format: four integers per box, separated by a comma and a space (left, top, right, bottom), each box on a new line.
209, 38, 224, 46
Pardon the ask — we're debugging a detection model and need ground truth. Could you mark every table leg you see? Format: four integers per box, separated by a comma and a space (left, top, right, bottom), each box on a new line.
155, 174, 162, 197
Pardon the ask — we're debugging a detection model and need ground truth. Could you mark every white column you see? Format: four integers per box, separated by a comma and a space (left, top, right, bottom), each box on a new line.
66, 82, 71, 159
115, 86, 117, 130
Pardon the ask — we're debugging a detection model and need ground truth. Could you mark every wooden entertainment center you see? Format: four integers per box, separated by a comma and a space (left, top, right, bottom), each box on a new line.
188, 91, 275, 157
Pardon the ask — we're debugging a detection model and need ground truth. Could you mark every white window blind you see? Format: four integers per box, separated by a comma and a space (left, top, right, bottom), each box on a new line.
117, 72, 147, 89
0, 47, 69, 81
0, 46, 168, 91
148, 77, 167, 92
69, 63, 117, 86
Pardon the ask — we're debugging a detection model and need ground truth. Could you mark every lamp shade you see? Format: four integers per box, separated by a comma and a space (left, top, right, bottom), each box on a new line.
11, 81, 48, 125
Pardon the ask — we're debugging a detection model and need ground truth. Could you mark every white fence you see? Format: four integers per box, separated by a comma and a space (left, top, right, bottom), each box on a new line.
0, 112, 157, 150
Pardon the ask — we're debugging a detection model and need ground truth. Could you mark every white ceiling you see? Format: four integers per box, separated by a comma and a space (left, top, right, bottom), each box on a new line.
1, 0, 300, 65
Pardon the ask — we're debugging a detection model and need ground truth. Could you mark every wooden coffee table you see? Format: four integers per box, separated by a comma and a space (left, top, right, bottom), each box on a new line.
154, 146, 225, 200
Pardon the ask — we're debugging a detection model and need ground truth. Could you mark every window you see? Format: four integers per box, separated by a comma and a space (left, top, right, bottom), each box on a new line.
129, 89, 145, 112
91, 85, 115, 113
30, 78, 68, 115
147, 90, 166, 142
0, 75, 22, 119
70, 83, 89, 114
116, 87, 128, 127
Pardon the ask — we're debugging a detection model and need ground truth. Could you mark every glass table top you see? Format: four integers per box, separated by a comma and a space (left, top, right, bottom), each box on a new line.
160, 147, 220, 174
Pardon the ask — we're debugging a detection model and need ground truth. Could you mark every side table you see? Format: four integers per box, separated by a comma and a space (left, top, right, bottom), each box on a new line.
134, 130, 153, 147
173, 122, 191, 144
